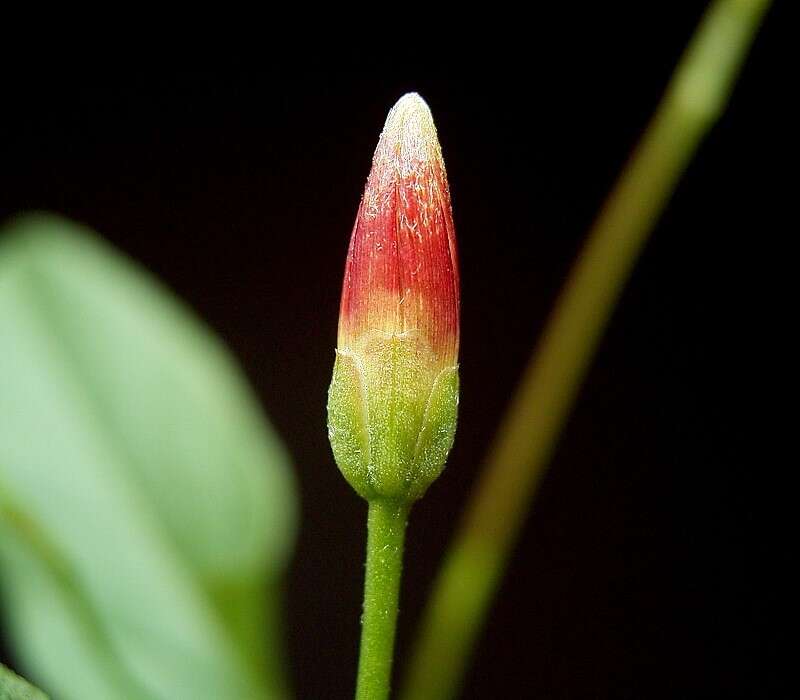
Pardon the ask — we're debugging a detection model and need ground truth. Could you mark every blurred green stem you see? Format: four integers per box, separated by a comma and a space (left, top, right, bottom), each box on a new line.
400, 2, 770, 699
356, 499, 410, 700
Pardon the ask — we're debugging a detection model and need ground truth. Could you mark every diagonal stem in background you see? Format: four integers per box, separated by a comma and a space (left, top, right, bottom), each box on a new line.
400, 2, 771, 698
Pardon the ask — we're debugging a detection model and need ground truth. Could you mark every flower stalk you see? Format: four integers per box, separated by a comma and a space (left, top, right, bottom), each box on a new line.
356, 499, 409, 700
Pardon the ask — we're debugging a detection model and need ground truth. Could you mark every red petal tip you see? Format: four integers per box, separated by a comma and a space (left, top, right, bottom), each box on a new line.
338, 94, 459, 366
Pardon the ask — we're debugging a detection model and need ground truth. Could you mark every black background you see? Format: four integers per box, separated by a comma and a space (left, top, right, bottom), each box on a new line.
1, 6, 777, 699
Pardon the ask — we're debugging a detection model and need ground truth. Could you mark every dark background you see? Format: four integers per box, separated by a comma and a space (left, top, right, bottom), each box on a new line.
1, 6, 776, 699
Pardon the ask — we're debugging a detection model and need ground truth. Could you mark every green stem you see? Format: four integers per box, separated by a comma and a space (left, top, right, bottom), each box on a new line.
356, 499, 410, 700
400, 2, 770, 699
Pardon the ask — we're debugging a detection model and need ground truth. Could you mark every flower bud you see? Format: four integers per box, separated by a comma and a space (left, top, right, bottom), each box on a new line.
327, 93, 460, 502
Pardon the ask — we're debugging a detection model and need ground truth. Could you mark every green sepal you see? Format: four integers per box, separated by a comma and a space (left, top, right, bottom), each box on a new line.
327, 332, 458, 502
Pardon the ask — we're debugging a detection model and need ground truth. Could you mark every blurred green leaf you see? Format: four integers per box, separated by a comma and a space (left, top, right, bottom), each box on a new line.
1, 663, 48, 699
0, 214, 297, 700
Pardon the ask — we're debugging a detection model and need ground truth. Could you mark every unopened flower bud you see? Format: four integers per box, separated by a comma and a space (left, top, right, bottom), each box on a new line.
327, 93, 460, 502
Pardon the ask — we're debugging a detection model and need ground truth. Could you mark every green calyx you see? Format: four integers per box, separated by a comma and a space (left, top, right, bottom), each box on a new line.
327, 332, 459, 502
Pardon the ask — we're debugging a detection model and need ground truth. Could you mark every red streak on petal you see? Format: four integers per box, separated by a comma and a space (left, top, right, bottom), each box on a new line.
338, 93, 459, 365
